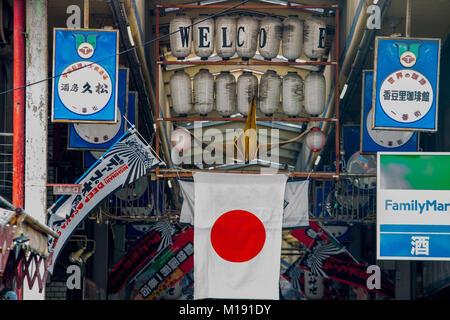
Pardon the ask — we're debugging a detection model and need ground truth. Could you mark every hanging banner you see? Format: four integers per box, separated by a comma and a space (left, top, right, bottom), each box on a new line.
372, 37, 440, 132
131, 227, 194, 300
290, 221, 395, 297
46, 128, 164, 273
52, 28, 119, 123
108, 222, 181, 294
377, 152, 450, 261
360, 70, 418, 152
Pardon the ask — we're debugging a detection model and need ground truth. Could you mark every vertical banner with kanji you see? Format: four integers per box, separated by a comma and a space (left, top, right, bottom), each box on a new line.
373, 37, 440, 131
131, 227, 194, 300
52, 28, 119, 123
46, 128, 164, 273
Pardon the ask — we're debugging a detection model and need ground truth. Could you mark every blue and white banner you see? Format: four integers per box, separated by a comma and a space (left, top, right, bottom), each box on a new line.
373, 37, 440, 132
46, 128, 164, 273
52, 28, 119, 123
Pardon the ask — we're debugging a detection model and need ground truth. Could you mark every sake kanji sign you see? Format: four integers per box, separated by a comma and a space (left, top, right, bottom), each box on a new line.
52, 28, 119, 123
373, 37, 440, 132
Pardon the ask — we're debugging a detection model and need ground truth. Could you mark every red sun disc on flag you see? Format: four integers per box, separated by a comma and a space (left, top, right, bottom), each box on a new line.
210, 210, 266, 263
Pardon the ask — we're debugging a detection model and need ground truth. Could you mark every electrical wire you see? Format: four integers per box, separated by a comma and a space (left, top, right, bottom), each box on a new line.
0, 0, 251, 97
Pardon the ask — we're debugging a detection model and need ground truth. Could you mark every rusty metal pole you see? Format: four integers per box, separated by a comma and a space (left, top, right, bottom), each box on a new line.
13, 0, 25, 209
405, 0, 412, 38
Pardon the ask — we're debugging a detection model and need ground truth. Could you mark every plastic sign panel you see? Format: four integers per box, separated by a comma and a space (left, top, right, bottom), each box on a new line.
83, 91, 138, 168
377, 152, 450, 260
68, 68, 128, 150
373, 37, 440, 132
52, 28, 119, 123
360, 70, 418, 153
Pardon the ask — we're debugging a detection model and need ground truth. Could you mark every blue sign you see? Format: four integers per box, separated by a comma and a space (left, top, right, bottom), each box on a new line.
69, 68, 128, 150
379, 225, 450, 260
377, 152, 450, 261
127, 91, 138, 130
52, 28, 119, 122
361, 70, 418, 152
373, 37, 440, 131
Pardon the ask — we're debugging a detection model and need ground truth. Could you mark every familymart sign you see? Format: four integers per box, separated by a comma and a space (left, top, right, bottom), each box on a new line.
377, 153, 450, 260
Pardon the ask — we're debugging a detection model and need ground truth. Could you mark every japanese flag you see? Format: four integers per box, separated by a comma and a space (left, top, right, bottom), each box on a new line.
193, 172, 287, 300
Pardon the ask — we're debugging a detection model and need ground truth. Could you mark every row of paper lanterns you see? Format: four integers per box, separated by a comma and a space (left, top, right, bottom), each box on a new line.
170, 68, 326, 117
170, 14, 328, 61
171, 123, 326, 153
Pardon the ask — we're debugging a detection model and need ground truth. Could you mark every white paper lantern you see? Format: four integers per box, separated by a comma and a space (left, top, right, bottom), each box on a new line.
305, 127, 326, 152
236, 15, 259, 61
215, 15, 236, 60
193, 14, 215, 60
193, 69, 214, 116
259, 70, 281, 116
282, 71, 304, 117
304, 15, 327, 60
304, 271, 324, 300
304, 71, 326, 116
170, 70, 192, 116
259, 16, 282, 61
237, 71, 258, 115
171, 127, 191, 152
215, 70, 236, 116
169, 14, 192, 60
282, 15, 303, 62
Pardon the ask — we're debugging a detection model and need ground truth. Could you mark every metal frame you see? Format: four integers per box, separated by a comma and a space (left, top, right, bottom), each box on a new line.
154, 3, 340, 179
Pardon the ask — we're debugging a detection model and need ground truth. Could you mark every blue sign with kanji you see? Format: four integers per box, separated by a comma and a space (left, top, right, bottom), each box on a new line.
52, 28, 119, 122
373, 37, 440, 132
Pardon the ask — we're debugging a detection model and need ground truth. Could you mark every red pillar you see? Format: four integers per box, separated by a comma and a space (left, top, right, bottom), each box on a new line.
13, 0, 25, 209
13, 0, 25, 301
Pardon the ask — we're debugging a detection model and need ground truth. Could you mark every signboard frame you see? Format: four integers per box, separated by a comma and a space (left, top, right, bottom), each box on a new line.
377, 152, 450, 261
52, 28, 119, 123
372, 37, 441, 132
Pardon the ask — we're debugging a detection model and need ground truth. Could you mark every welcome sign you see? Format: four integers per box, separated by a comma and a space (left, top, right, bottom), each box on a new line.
377, 152, 450, 260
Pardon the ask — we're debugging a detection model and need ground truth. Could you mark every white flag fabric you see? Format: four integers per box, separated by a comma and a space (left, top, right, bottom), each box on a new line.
283, 180, 310, 228
179, 180, 309, 228
193, 172, 287, 300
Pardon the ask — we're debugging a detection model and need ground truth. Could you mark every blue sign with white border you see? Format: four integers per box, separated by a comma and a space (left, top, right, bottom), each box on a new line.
52, 28, 119, 123
373, 37, 440, 132
361, 70, 419, 153
69, 68, 128, 150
